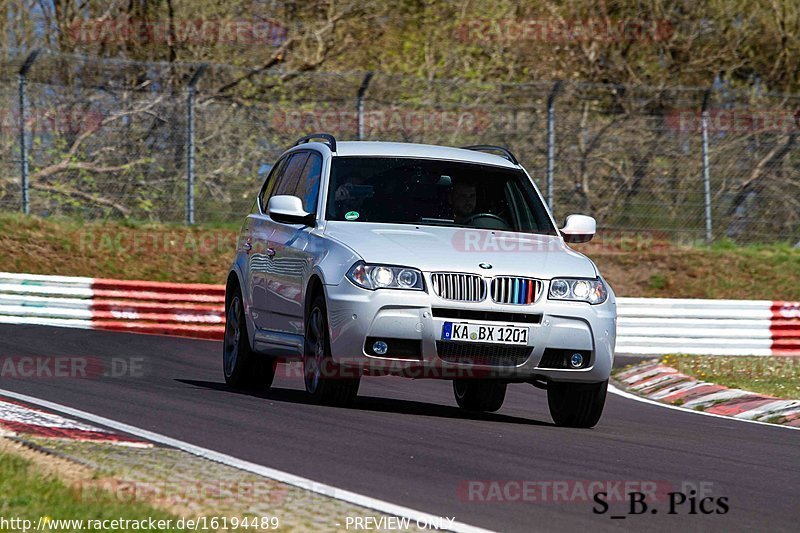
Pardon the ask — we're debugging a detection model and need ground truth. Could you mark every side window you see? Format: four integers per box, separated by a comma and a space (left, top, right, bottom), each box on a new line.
259, 157, 288, 213
293, 152, 322, 213
273, 152, 309, 197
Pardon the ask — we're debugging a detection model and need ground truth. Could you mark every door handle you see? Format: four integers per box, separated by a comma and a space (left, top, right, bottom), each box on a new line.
266, 248, 276, 257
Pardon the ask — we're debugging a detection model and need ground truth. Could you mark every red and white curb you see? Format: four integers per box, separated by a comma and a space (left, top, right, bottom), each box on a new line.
1, 272, 798, 355
0, 395, 150, 446
0, 388, 490, 533
614, 361, 800, 427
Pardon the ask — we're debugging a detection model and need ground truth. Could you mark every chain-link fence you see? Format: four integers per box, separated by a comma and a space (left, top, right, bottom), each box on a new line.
1, 50, 798, 243
0, 79, 17, 213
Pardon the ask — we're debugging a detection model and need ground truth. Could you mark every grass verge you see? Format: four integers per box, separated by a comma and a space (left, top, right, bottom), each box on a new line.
0, 449, 187, 532
0, 213, 238, 284
574, 237, 800, 300
659, 354, 800, 398
1, 212, 799, 298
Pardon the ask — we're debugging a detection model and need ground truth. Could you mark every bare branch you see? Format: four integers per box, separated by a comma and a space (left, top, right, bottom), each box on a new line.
32, 183, 132, 217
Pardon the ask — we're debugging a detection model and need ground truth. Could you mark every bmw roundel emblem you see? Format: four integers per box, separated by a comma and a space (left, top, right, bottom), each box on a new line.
479, 263, 492, 269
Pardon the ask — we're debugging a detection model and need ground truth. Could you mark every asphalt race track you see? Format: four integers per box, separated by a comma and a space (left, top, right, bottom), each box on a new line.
0, 324, 797, 532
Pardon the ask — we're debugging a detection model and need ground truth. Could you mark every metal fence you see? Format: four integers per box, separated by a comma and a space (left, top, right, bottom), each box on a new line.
1, 50, 799, 243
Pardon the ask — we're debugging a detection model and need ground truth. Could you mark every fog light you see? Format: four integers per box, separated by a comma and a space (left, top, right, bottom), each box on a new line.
569, 352, 584, 368
372, 341, 388, 355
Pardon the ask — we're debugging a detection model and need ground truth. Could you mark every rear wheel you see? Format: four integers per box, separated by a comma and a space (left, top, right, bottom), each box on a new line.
453, 380, 507, 412
223, 287, 276, 389
303, 294, 360, 406
547, 380, 608, 428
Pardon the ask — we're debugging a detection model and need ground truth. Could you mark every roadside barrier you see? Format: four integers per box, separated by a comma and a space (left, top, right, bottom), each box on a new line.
0, 272, 797, 355
0, 272, 224, 340
616, 297, 799, 356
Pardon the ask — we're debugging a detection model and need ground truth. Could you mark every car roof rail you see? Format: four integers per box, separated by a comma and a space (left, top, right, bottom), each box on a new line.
461, 145, 519, 165
294, 133, 337, 152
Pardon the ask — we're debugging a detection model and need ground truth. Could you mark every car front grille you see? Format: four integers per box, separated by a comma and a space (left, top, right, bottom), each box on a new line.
431, 273, 486, 302
490, 276, 540, 305
436, 341, 532, 367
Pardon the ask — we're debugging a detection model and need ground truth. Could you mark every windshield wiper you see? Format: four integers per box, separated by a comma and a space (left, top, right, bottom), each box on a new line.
419, 217, 455, 224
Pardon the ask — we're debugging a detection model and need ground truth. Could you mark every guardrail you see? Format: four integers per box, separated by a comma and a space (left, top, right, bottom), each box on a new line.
616, 297, 799, 356
0, 272, 224, 339
0, 272, 797, 355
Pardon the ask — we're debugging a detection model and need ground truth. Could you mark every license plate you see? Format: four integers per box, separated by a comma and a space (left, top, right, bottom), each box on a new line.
441, 322, 529, 346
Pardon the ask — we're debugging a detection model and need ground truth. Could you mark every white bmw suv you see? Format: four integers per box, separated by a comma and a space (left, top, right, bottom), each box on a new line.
224, 133, 616, 428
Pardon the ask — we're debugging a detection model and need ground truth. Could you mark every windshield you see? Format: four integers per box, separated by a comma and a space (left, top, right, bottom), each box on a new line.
325, 157, 557, 235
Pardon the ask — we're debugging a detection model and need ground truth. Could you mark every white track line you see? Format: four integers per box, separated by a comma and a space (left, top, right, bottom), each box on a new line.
608, 384, 800, 431
0, 388, 491, 533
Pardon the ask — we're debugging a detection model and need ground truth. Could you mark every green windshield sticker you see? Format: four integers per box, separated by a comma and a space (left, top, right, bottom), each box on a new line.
345, 211, 360, 221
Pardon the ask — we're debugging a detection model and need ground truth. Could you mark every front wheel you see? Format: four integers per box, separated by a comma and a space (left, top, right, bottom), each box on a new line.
223, 287, 276, 389
547, 380, 608, 428
303, 295, 360, 406
453, 380, 507, 412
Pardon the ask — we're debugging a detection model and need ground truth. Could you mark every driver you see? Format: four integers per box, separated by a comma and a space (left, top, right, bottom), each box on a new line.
448, 180, 478, 224
334, 173, 371, 218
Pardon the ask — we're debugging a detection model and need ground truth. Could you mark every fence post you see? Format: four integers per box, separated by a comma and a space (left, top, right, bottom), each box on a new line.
546, 81, 563, 211
17, 49, 40, 215
701, 87, 713, 243
356, 72, 374, 141
186, 64, 207, 225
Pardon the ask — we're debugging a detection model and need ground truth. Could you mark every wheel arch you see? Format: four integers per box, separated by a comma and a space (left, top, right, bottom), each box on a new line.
225, 267, 258, 352
304, 274, 326, 319
225, 269, 242, 308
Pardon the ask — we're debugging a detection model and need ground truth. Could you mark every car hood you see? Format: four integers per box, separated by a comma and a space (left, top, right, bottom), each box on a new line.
324, 221, 597, 279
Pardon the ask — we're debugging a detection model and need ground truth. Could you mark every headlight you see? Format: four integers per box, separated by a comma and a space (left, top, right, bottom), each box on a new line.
548, 277, 608, 304
346, 262, 424, 291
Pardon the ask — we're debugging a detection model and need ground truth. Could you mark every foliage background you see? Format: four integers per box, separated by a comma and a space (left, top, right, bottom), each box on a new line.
1, 1, 798, 242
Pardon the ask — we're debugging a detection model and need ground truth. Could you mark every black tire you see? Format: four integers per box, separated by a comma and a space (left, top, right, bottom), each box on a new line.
304, 294, 360, 406
453, 380, 507, 412
223, 286, 276, 389
547, 380, 608, 428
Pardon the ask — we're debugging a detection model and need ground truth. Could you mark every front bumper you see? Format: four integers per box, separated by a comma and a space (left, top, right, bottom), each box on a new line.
324, 276, 616, 382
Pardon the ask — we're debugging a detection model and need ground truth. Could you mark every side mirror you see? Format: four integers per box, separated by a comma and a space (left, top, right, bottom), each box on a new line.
268, 195, 315, 226
560, 214, 596, 243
